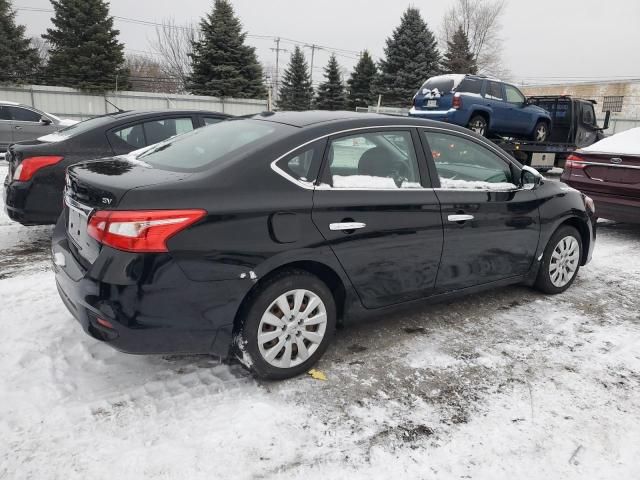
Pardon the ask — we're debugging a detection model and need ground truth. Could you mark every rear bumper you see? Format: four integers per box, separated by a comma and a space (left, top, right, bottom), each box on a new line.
3, 175, 61, 225
408, 107, 471, 126
561, 180, 640, 224
51, 215, 250, 357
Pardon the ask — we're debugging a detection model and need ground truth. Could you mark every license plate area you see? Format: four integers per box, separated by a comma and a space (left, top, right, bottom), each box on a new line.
531, 152, 555, 168
426, 100, 438, 108
66, 198, 99, 264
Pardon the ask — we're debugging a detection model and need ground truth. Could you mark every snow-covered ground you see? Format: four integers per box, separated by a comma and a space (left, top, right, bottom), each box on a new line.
1, 163, 639, 479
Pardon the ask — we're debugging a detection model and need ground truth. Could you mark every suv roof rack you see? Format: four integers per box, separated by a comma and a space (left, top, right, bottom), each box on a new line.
527, 95, 598, 104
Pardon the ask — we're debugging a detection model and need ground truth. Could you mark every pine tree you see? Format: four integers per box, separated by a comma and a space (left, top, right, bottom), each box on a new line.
0, 0, 40, 83
315, 55, 347, 111
42, 0, 128, 92
347, 50, 377, 110
375, 7, 441, 106
442, 26, 477, 74
189, 0, 266, 99
277, 46, 313, 111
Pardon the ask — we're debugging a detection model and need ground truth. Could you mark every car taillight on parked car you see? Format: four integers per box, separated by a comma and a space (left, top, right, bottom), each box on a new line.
452, 93, 462, 109
565, 153, 586, 170
87, 209, 207, 253
13, 156, 64, 181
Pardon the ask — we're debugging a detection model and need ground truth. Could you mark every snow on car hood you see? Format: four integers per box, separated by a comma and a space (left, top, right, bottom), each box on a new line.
581, 127, 640, 156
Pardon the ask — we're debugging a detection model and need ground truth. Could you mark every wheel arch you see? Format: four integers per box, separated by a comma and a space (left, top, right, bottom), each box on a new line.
469, 109, 491, 130
556, 216, 591, 266
232, 260, 348, 334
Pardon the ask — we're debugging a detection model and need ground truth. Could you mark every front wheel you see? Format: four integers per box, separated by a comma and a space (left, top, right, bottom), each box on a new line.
468, 115, 488, 137
534, 226, 582, 294
236, 270, 336, 380
532, 121, 549, 142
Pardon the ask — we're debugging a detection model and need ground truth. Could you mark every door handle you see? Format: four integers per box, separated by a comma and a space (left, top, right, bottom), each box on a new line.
448, 214, 474, 222
330, 222, 366, 231
14, 126, 22, 130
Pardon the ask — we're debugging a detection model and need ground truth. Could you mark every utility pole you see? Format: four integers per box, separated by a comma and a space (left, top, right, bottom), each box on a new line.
271, 37, 287, 103
307, 44, 319, 84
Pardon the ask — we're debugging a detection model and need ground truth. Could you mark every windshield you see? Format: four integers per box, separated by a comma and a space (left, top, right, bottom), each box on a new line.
138, 119, 281, 171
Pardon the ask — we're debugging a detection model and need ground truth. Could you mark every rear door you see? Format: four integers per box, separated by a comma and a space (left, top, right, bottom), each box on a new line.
311, 128, 444, 308
484, 81, 509, 132
0, 106, 13, 150
420, 128, 540, 292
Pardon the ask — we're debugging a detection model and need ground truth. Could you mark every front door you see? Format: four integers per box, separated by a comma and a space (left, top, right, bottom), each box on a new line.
7, 106, 55, 142
503, 84, 531, 135
420, 128, 540, 292
0, 105, 13, 150
484, 81, 509, 133
312, 128, 444, 309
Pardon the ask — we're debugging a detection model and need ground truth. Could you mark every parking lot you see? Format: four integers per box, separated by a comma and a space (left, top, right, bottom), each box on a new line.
1, 164, 639, 479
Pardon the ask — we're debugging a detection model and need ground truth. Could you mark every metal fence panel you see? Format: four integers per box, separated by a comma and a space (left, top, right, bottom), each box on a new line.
0, 84, 268, 120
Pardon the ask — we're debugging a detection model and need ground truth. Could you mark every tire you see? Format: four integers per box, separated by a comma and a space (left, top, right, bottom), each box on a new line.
235, 270, 337, 380
534, 226, 582, 294
467, 115, 488, 137
532, 120, 549, 142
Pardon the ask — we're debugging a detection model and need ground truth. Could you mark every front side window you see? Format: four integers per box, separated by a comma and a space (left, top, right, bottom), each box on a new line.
423, 131, 515, 189
325, 131, 421, 189
0, 106, 10, 121
485, 81, 504, 101
505, 85, 525, 104
8, 106, 42, 123
582, 105, 595, 125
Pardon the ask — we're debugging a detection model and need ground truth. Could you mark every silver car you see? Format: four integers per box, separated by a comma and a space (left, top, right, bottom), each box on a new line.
0, 101, 77, 152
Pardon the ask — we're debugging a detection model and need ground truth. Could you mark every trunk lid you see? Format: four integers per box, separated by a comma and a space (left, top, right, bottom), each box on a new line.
64, 158, 192, 265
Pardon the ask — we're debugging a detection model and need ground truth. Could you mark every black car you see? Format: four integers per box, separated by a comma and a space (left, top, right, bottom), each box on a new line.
52, 111, 596, 380
4, 109, 230, 225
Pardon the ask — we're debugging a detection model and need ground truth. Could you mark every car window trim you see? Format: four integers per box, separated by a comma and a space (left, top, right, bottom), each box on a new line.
271, 125, 444, 191
419, 127, 524, 192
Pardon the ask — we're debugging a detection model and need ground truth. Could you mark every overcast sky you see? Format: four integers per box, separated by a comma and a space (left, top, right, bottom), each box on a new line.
14, 0, 640, 86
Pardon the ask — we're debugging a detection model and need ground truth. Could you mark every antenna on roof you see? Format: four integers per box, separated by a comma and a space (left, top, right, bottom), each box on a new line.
105, 98, 124, 113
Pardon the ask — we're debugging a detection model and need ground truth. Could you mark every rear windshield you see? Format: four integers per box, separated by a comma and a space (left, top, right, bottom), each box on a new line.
420, 75, 465, 93
138, 119, 281, 171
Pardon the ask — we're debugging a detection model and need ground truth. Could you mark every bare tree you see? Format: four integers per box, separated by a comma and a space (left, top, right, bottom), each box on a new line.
125, 54, 180, 93
150, 18, 199, 93
441, 0, 508, 77
30, 36, 50, 66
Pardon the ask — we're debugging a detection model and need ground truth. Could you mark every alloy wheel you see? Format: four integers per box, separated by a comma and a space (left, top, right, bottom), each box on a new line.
535, 124, 548, 141
549, 236, 580, 288
257, 289, 328, 368
470, 119, 486, 136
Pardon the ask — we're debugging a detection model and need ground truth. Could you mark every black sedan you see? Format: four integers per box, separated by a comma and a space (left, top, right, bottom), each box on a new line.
52, 111, 596, 380
4, 109, 230, 225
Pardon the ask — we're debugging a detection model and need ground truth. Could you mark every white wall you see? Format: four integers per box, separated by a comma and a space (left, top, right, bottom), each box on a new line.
0, 84, 268, 120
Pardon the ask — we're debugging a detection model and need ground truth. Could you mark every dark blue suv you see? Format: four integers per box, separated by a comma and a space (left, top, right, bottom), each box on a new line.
409, 74, 552, 142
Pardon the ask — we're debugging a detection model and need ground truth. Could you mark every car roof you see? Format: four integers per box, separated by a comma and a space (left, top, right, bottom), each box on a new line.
105, 109, 230, 119
0, 100, 32, 107
251, 110, 474, 133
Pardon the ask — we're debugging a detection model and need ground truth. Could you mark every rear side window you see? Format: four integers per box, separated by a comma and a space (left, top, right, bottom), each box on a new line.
324, 131, 421, 189
457, 78, 483, 95
143, 117, 194, 145
275, 143, 324, 184
485, 81, 504, 101
582, 105, 595, 125
138, 119, 280, 171
423, 131, 514, 189
8, 106, 41, 122
0, 106, 10, 120
114, 124, 145, 148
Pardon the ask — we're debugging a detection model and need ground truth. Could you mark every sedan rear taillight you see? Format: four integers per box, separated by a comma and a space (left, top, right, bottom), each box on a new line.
452, 93, 462, 109
565, 153, 586, 170
14, 156, 64, 181
87, 209, 207, 253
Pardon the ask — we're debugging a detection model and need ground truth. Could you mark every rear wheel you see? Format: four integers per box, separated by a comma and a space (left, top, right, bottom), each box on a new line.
532, 121, 549, 142
534, 226, 582, 294
236, 270, 336, 380
468, 115, 488, 136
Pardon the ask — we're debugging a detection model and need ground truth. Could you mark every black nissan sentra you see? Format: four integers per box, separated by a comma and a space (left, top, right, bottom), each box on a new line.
52, 111, 596, 379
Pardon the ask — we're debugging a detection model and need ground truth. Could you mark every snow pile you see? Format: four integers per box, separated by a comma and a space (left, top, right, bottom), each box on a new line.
332, 175, 421, 189
581, 127, 640, 155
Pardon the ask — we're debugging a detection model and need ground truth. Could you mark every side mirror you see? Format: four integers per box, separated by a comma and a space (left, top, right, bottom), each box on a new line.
520, 165, 543, 188
40, 117, 52, 126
